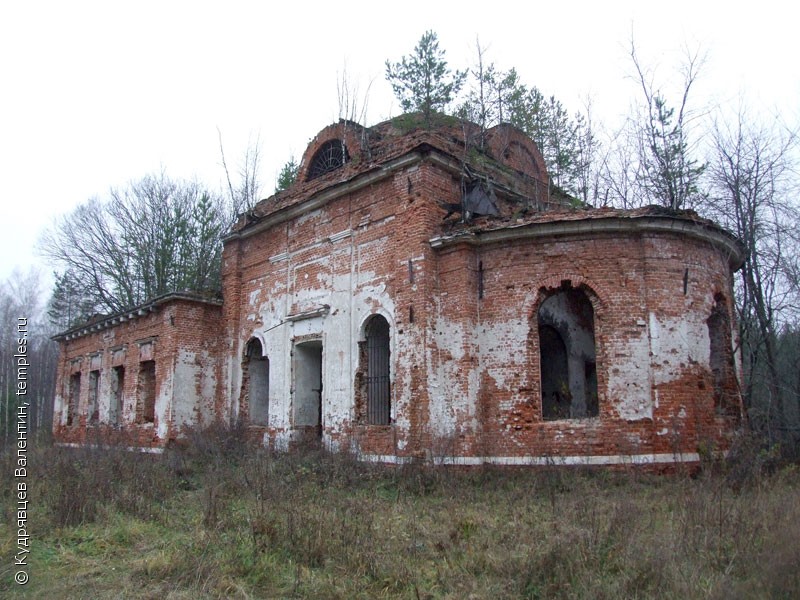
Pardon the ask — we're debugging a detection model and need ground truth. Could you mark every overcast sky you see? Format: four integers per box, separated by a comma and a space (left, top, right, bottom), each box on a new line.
1, 0, 797, 291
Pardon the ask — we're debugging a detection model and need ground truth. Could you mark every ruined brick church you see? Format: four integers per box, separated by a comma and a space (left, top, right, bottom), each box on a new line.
52, 114, 744, 466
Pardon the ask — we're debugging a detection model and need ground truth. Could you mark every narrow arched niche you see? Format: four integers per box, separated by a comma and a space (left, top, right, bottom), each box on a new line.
242, 337, 269, 426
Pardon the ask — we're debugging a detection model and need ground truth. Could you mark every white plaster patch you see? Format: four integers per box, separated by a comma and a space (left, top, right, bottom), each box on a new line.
650, 312, 710, 385
426, 315, 480, 437
293, 207, 323, 228
476, 318, 527, 390
175, 349, 217, 429
155, 368, 171, 439
605, 327, 653, 420
249, 288, 261, 307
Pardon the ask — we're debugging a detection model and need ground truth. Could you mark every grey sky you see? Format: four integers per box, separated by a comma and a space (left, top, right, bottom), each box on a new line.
1, 0, 797, 287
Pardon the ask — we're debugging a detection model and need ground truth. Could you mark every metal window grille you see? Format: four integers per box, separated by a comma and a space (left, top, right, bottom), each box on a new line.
307, 140, 349, 180
366, 316, 391, 425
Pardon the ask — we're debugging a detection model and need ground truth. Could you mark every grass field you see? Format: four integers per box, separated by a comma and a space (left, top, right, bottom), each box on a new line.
2, 429, 799, 599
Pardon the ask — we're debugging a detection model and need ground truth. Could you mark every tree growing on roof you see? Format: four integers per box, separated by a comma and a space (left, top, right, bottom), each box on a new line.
218, 129, 263, 217
457, 42, 596, 201
385, 30, 467, 128
626, 39, 706, 210
275, 156, 299, 193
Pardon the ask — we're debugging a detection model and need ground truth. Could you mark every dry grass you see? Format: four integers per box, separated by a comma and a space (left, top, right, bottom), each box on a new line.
1, 429, 799, 599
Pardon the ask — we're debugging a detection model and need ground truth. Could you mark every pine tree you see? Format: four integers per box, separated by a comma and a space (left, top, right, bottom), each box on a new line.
385, 31, 466, 127
276, 156, 299, 192
47, 270, 95, 329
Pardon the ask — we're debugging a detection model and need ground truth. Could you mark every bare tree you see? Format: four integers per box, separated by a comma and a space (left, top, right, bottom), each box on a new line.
40, 171, 226, 316
572, 96, 604, 206
336, 62, 375, 168
706, 107, 800, 441
625, 38, 707, 210
0, 268, 57, 442
336, 62, 373, 126
457, 38, 511, 145
218, 129, 263, 218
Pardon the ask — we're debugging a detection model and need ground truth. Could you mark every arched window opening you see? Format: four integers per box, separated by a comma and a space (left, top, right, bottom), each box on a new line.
357, 315, 391, 425
243, 338, 269, 426
307, 139, 349, 180
538, 285, 598, 420
707, 294, 738, 416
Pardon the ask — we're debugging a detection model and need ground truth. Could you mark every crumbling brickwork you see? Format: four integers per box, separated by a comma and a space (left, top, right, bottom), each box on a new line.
53, 295, 223, 448
54, 115, 744, 466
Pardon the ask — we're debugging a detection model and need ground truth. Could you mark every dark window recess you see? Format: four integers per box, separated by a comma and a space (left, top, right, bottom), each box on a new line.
538, 285, 598, 420
365, 316, 391, 425
88, 370, 100, 424
478, 261, 485, 299
539, 325, 570, 419
307, 139, 349, 180
138, 360, 156, 424
67, 372, 81, 426
243, 338, 269, 426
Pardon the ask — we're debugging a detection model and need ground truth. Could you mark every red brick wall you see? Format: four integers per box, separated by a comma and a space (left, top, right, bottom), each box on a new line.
54, 120, 741, 465
427, 228, 740, 463
219, 143, 742, 465
53, 298, 222, 449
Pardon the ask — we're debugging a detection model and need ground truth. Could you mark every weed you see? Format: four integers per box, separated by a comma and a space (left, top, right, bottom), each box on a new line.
2, 427, 799, 599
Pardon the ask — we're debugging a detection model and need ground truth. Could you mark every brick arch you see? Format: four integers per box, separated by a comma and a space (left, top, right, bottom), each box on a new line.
526, 273, 608, 321
241, 331, 267, 360
527, 274, 608, 368
357, 308, 395, 343
485, 123, 549, 184
297, 120, 367, 183
708, 286, 735, 315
